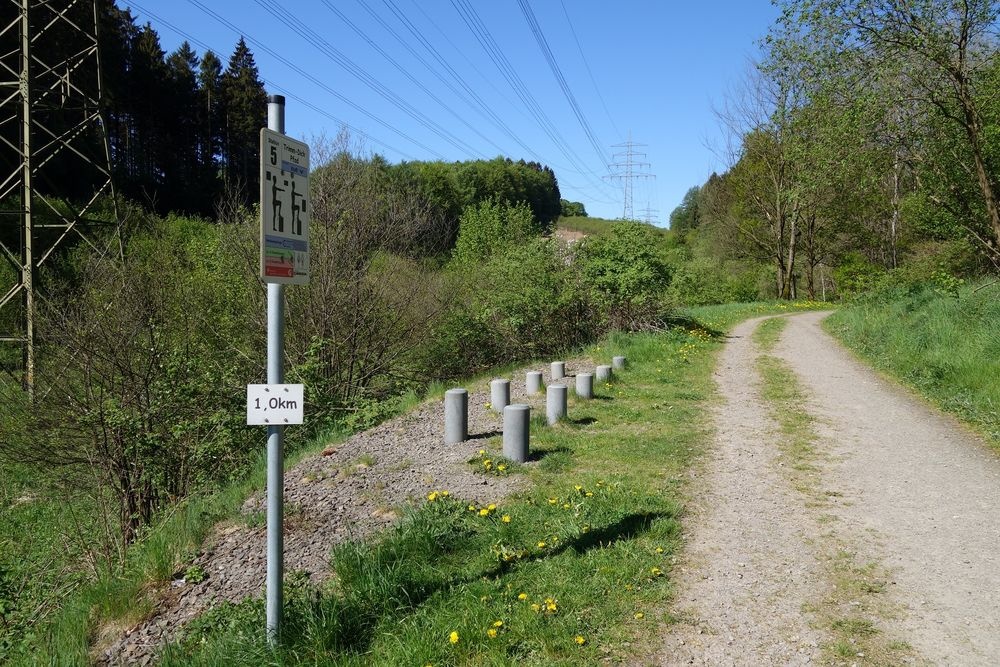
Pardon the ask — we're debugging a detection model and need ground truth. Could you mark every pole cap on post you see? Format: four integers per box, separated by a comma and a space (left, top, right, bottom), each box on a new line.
267, 94, 286, 105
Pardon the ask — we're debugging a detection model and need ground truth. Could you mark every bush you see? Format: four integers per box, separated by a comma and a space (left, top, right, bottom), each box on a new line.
451, 199, 540, 265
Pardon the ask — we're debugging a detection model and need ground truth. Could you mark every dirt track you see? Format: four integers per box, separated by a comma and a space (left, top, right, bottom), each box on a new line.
657, 311, 1000, 666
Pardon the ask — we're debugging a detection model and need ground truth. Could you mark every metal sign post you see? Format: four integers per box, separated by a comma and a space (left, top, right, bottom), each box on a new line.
254, 94, 310, 645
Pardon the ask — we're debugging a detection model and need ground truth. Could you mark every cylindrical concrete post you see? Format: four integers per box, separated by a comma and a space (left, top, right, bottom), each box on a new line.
444, 388, 468, 444
612, 355, 626, 370
525, 371, 543, 395
546, 384, 568, 425
576, 373, 594, 399
490, 379, 510, 413
595, 365, 612, 383
502, 404, 530, 462
551, 361, 565, 381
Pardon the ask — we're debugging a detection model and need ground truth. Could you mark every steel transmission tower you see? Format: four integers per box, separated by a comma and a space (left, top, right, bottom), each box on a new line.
605, 132, 654, 220
0, 0, 118, 395
638, 204, 659, 226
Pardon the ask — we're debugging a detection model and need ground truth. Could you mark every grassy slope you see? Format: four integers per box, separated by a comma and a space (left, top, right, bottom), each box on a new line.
7, 300, 826, 664
825, 282, 1000, 450
556, 216, 669, 238
153, 301, 826, 666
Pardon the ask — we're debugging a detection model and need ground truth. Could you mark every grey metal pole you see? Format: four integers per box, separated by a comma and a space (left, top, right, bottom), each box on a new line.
265, 93, 285, 645
546, 384, 567, 425
444, 388, 468, 444
612, 355, 626, 370
551, 361, 565, 381
576, 373, 594, 399
525, 371, 542, 395
490, 379, 510, 413
502, 404, 530, 462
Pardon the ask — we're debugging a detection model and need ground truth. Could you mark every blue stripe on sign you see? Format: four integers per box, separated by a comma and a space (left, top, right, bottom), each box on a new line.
265, 235, 308, 251
281, 161, 308, 177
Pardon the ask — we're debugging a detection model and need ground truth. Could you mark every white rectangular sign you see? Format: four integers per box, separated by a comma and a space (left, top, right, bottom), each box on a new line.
247, 384, 304, 425
260, 128, 310, 285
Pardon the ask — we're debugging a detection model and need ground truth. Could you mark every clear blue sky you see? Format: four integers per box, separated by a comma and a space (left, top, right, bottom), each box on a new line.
126, 1, 779, 225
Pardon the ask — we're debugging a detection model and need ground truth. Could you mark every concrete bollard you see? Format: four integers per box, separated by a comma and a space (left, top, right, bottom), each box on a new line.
595, 365, 612, 383
576, 373, 594, 399
546, 384, 568, 425
502, 404, 530, 462
551, 361, 565, 381
490, 379, 510, 413
525, 371, 543, 395
612, 355, 626, 370
444, 388, 468, 444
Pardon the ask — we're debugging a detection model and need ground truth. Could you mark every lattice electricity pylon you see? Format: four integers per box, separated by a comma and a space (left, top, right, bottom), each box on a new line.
0, 0, 119, 396
604, 131, 654, 221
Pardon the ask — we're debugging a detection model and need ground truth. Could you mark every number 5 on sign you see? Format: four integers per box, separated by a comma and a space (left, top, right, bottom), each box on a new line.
247, 384, 304, 425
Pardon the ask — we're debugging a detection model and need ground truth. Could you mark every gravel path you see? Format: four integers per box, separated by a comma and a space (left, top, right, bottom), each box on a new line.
777, 311, 1000, 665
656, 311, 1000, 666
656, 316, 827, 666
100, 363, 581, 665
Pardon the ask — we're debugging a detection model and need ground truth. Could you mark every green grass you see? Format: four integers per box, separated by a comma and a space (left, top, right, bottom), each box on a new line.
752, 315, 788, 351
9, 300, 832, 664
826, 281, 1000, 449
556, 215, 669, 238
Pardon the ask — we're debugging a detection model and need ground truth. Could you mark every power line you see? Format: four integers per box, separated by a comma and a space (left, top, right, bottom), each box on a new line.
128, 1, 419, 160
558, 0, 622, 141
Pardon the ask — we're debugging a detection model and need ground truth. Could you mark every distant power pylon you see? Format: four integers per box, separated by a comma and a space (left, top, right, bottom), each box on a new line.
639, 204, 659, 226
0, 0, 120, 396
604, 131, 654, 220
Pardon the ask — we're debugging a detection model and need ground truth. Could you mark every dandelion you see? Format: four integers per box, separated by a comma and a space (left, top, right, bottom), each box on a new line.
585, 491, 593, 497
487, 503, 496, 511
562, 503, 571, 509
479, 508, 490, 517
493, 620, 504, 628
449, 631, 459, 644
467, 504, 476, 511
427, 491, 439, 502
537, 541, 547, 548
545, 597, 558, 612
634, 612, 645, 619
548, 497, 557, 505
518, 592, 528, 600
502, 514, 511, 523
478, 449, 486, 456
441, 490, 450, 497
651, 567, 662, 577
497, 464, 507, 472
484, 402, 492, 410
574, 635, 586, 645
574, 484, 583, 492
487, 628, 497, 638
531, 603, 541, 612
655, 547, 664, 554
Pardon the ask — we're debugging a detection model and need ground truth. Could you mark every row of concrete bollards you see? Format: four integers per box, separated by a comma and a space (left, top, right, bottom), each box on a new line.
443, 355, 627, 462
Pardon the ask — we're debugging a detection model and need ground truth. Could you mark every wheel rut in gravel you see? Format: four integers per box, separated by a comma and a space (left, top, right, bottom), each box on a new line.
656, 311, 1000, 666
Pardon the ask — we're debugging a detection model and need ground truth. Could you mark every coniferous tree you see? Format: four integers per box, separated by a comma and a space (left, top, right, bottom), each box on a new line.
165, 42, 201, 212
220, 37, 266, 203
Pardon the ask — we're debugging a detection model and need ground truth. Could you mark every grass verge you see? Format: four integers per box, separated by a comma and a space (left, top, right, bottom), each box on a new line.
825, 281, 1000, 450
753, 321, 913, 666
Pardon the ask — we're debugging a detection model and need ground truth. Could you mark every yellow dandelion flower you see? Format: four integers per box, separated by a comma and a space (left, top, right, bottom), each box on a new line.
441, 490, 450, 497
493, 620, 504, 628
501, 514, 511, 523
486, 628, 497, 638
585, 491, 593, 497
562, 502, 571, 509
537, 541, 547, 548
427, 491, 439, 502
531, 603, 541, 612
478, 449, 486, 456
467, 504, 476, 511
651, 567, 662, 576
449, 631, 459, 644
634, 612, 644, 619
479, 508, 490, 516
497, 464, 507, 472
574, 635, 586, 645
574, 485, 583, 492
548, 497, 557, 505
487, 503, 496, 511
655, 547, 664, 554
484, 402, 492, 410
518, 592, 528, 600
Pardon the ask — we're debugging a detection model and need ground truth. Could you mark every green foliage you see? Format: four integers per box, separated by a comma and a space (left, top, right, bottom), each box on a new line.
452, 199, 540, 265
832, 252, 887, 296
560, 199, 587, 217
577, 221, 673, 328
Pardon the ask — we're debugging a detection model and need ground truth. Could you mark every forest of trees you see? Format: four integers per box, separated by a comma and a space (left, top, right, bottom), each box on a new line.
670, 0, 1000, 299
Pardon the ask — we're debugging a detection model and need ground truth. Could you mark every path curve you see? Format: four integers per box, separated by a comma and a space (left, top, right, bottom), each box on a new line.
657, 311, 1000, 666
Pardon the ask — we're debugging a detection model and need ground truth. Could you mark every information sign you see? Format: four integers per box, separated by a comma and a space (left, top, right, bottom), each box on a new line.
260, 129, 310, 284
247, 383, 305, 425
